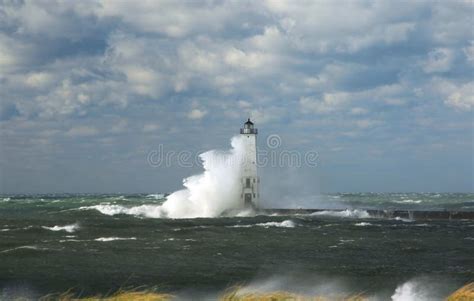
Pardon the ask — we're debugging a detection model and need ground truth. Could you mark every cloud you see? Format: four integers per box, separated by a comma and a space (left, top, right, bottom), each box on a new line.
0, 0, 473, 193
187, 109, 207, 120
463, 41, 474, 64
354, 119, 381, 129
426, 78, 474, 111
66, 125, 99, 137
300, 93, 350, 114
422, 48, 455, 73
142, 124, 160, 133
444, 82, 474, 111
350, 108, 369, 115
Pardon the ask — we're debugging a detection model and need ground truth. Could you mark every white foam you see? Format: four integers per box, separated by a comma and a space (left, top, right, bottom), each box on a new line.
42, 223, 79, 233
229, 219, 296, 228
339, 239, 355, 243
228, 224, 253, 228
59, 239, 86, 243
414, 223, 429, 227
0, 245, 44, 253
311, 209, 371, 218
256, 220, 296, 228
146, 194, 165, 199
394, 199, 423, 204
94, 237, 137, 242
235, 208, 257, 217
355, 222, 372, 226
79, 204, 166, 218
394, 217, 414, 222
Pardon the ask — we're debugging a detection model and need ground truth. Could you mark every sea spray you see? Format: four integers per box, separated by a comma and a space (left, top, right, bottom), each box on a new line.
81, 136, 246, 218
160, 135, 246, 218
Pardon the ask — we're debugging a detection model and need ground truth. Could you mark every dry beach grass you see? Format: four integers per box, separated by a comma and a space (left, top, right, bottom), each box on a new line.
37, 282, 474, 301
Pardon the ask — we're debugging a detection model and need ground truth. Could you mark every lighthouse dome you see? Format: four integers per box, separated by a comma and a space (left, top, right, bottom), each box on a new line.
244, 118, 255, 130
240, 118, 257, 134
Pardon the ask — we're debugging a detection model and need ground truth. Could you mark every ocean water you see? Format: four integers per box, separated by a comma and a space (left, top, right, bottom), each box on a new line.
0, 193, 473, 300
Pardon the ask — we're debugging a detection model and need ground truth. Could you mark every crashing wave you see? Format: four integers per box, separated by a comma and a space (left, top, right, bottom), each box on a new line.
78, 136, 246, 219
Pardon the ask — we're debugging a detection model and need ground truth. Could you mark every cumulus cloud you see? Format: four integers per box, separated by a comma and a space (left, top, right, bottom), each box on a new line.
463, 41, 474, 64
443, 82, 474, 111
300, 93, 350, 114
422, 48, 455, 73
187, 109, 207, 120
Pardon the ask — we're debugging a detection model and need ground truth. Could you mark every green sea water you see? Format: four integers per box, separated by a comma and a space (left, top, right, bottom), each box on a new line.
0, 193, 473, 300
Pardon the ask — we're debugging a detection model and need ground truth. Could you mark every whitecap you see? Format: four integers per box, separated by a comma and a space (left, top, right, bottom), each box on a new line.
394, 199, 423, 204
256, 220, 296, 228
339, 239, 355, 243
311, 209, 371, 218
0, 245, 46, 253
59, 239, 87, 243
146, 194, 165, 199
79, 204, 165, 218
229, 219, 296, 228
394, 217, 414, 222
355, 222, 372, 226
228, 224, 254, 228
42, 223, 79, 233
94, 237, 137, 242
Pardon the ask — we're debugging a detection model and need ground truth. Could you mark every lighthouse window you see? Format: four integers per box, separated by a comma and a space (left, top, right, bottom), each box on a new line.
246, 178, 251, 188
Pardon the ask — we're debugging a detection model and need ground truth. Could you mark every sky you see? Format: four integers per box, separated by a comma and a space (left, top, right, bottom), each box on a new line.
0, 0, 473, 195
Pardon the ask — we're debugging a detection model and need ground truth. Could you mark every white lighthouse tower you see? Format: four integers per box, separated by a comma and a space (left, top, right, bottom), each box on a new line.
240, 118, 259, 208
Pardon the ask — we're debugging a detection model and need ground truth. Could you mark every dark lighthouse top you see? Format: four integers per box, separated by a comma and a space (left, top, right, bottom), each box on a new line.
240, 118, 258, 134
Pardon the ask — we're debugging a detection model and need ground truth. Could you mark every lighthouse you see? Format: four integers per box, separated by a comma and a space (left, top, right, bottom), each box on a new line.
240, 118, 259, 208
